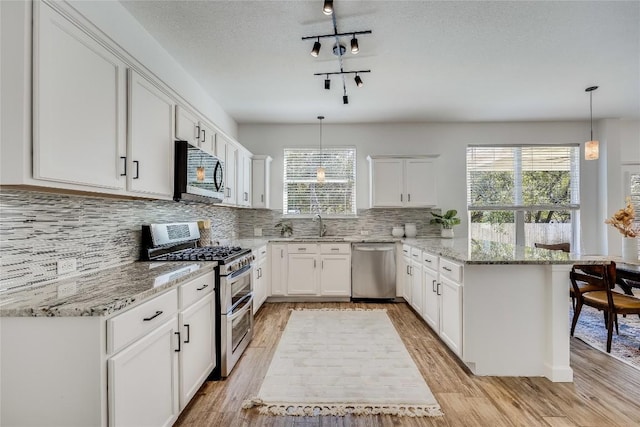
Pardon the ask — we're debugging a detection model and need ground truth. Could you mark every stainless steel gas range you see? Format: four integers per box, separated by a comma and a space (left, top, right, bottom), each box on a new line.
141, 222, 254, 379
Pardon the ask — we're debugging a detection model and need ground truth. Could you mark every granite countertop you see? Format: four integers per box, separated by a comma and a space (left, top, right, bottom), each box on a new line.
404, 238, 614, 265
0, 261, 216, 318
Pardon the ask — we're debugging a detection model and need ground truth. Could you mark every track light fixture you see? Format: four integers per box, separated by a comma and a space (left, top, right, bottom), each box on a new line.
351, 35, 359, 54
310, 38, 321, 57
302, 1, 372, 104
323, 0, 333, 15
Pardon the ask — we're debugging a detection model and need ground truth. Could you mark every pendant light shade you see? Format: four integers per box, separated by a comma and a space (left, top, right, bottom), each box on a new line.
585, 86, 599, 161
317, 116, 325, 183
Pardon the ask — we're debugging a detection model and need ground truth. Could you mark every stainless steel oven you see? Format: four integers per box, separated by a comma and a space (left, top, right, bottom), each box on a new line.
220, 292, 253, 377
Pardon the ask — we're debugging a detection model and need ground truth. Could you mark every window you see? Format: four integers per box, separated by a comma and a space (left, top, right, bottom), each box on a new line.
466, 145, 580, 247
283, 147, 356, 216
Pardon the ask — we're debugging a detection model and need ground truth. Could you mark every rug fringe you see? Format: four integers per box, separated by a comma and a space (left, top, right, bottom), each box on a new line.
244, 402, 443, 417
290, 308, 388, 312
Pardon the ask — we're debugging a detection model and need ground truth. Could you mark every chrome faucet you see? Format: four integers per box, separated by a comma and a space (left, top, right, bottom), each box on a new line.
313, 214, 327, 237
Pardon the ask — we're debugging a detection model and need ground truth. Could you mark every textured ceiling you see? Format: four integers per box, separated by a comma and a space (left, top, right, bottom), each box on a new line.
119, 0, 640, 124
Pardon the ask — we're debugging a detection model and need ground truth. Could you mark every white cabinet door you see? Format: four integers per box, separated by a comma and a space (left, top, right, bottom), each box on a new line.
402, 255, 412, 303
127, 69, 175, 198
270, 244, 288, 296
223, 140, 238, 205
320, 255, 351, 296
287, 254, 318, 295
175, 106, 199, 146
253, 254, 268, 313
34, 2, 126, 190
237, 150, 252, 207
410, 259, 423, 314
370, 158, 404, 207
422, 267, 439, 331
440, 275, 463, 356
178, 294, 215, 410
108, 317, 179, 427
252, 156, 272, 209
199, 122, 216, 154
405, 159, 437, 207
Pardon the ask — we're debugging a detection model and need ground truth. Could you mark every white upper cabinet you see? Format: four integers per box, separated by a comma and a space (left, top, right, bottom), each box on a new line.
368, 155, 438, 208
252, 155, 272, 209
127, 69, 175, 198
33, 2, 126, 190
237, 149, 252, 207
216, 136, 238, 205
175, 106, 216, 154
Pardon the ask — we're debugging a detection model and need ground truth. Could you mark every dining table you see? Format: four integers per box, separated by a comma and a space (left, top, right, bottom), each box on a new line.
616, 261, 640, 295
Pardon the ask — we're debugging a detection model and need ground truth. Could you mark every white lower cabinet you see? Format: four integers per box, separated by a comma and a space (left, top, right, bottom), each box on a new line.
287, 245, 319, 295
269, 244, 288, 296
108, 316, 180, 427
409, 247, 423, 313
422, 265, 439, 331
319, 244, 351, 296
269, 243, 351, 297
178, 293, 215, 410
401, 252, 412, 303
253, 245, 269, 313
439, 275, 463, 356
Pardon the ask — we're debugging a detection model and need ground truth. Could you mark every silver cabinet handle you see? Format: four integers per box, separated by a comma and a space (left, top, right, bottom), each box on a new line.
314, 259, 316, 268
261, 194, 264, 202
443, 266, 452, 272
400, 194, 403, 202
408, 193, 411, 202
424, 259, 432, 263
436, 282, 441, 295
432, 279, 436, 292
280, 249, 284, 258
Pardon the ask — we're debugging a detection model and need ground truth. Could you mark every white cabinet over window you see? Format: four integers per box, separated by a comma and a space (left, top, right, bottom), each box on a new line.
33, 1, 127, 190
367, 155, 438, 208
127, 69, 175, 198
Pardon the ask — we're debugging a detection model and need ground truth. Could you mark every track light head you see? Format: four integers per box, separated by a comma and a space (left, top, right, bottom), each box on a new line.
311, 40, 321, 57
354, 74, 363, 87
323, 0, 334, 15
332, 43, 346, 56
351, 36, 359, 54
324, 76, 331, 90
343, 95, 349, 104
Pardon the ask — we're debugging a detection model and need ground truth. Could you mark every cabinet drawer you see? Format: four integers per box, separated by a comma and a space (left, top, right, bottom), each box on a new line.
320, 243, 350, 254
107, 289, 178, 354
288, 243, 318, 254
439, 258, 463, 283
401, 244, 411, 257
179, 271, 214, 309
410, 247, 422, 260
257, 245, 268, 259
422, 252, 439, 271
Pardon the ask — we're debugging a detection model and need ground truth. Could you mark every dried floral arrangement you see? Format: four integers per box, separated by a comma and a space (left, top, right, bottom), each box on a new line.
605, 196, 639, 238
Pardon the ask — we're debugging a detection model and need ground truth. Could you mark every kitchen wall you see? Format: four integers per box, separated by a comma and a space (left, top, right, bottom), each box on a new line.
0, 189, 239, 292
239, 120, 640, 255
238, 208, 441, 239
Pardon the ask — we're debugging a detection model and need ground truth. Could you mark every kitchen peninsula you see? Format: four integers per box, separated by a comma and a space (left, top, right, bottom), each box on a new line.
401, 237, 611, 383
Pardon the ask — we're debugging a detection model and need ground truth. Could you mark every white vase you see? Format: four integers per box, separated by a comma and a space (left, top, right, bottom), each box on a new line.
404, 223, 417, 238
622, 237, 639, 262
392, 226, 404, 237
441, 228, 454, 239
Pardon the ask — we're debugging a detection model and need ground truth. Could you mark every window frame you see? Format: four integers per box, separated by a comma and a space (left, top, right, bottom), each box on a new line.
282, 146, 357, 218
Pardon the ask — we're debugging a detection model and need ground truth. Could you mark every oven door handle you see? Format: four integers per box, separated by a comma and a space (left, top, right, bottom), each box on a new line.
229, 294, 253, 320
227, 263, 252, 280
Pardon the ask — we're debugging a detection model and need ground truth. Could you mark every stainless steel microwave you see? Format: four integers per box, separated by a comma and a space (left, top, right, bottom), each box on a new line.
174, 141, 224, 203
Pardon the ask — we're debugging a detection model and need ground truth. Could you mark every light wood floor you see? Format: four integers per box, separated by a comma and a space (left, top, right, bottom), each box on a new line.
175, 302, 640, 427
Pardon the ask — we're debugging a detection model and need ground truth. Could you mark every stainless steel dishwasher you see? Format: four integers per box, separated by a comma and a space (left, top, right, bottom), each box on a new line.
351, 243, 396, 299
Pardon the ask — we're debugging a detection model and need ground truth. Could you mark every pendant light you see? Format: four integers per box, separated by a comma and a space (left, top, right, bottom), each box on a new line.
585, 86, 599, 161
317, 116, 325, 183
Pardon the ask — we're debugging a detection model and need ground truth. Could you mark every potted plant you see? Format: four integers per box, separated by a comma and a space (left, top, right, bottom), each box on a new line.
430, 209, 461, 238
275, 221, 293, 238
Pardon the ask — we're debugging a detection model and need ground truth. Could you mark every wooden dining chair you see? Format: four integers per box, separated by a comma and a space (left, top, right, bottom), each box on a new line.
571, 262, 640, 353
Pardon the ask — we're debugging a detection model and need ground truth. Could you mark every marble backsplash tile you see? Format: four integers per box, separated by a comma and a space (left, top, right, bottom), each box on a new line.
1, 189, 440, 291
0, 189, 239, 291
237, 208, 441, 239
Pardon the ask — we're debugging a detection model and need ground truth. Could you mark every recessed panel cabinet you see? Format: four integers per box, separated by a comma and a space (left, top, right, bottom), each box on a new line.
252, 155, 272, 209
175, 106, 216, 154
33, 1, 127, 190
127, 69, 175, 198
368, 156, 438, 208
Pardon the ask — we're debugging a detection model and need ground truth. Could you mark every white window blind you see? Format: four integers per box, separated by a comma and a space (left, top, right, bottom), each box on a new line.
467, 145, 580, 210
283, 147, 356, 216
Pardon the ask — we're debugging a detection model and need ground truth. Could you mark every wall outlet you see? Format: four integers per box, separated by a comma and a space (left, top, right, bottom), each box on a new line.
254, 227, 263, 237
57, 281, 77, 298
57, 258, 77, 275
360, 230, 370, 235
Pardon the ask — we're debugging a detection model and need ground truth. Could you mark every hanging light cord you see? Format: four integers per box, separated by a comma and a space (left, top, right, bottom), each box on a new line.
589, 90, 593, 141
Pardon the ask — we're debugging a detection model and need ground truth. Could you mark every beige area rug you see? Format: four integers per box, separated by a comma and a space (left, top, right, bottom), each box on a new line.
243, 309, 443, 417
